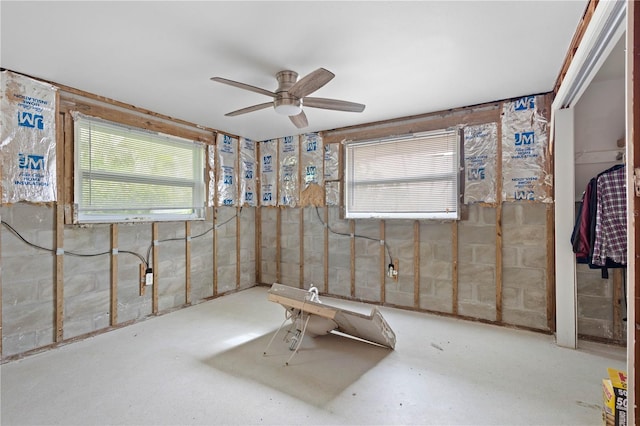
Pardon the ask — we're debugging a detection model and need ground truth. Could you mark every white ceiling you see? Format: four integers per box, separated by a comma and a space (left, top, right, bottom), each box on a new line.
1, 1, 588, 141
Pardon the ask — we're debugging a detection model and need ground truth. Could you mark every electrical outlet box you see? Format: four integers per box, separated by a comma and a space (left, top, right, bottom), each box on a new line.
145, 268, 153, 286
387, 260, 399, 280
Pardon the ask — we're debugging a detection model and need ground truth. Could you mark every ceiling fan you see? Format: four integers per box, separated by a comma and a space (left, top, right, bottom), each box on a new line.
210, 68, 365, 129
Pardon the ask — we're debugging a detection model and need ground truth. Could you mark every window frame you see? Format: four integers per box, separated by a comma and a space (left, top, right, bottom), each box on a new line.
73, 114, 206, 224
344, 129, 462, 220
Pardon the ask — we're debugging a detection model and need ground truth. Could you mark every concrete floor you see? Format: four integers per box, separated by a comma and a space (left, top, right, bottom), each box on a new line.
0, 286, 626, 425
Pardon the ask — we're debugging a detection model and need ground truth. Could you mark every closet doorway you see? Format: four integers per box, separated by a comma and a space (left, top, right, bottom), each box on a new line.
573, 33, 627, 345
552, 0, 633, 421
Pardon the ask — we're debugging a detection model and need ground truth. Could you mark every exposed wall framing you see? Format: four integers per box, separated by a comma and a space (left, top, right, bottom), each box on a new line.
553, 0, 600, 95
110, 225, 118, 326
257, 95, 560, 335
185, 221, 192, 305
0, 75, 230, 360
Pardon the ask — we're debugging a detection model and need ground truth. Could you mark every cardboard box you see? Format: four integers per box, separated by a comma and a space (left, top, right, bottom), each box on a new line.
603, 368, 627, 426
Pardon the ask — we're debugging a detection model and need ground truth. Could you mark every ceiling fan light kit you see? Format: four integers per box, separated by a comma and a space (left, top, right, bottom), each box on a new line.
211, 67, 365, 129
274, 98, 302, 116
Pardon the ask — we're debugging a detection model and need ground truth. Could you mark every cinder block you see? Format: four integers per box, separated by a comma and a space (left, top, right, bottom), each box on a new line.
457, 302, 495, 321
281, 248, 299, 261
577, 265, 613, 297
190, 272, 214, 300
521, 203, 548, 225
502, 308, 547, 330
520, 246, 546, 268
2, 251, 55, 282
63, 272, 98, 298
355, 286, 380, 302
477, 283, 496, 304
2, 300, 54, 335
501, 203, 520, 225
502, 287, 523, 309
9, 203, 54, 230
458, 224, 496, 245
385, 289, 413, 307
2, 278, 39, 305
63, 317, 96, 340
420, 260, 453, 282
473, 244, 497, 264
64, 288, 109, 319
502, 224, 546, 247
479, 207, 496, 224
419, 295, 453, 313
2, 331, 37, 357
578, 294, 614, 321
501, 245, 519, 267
502, 267, 544, 289
458, 263, 495, 285
577, 317, 613, 339
523, 288, 546, 311
433, 243, 453, 262
420, 223, 453, 242
303, 265, 323, 287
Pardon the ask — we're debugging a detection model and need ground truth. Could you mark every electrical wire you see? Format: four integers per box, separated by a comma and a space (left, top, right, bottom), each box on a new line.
144, 207, 241, 265
1, 207, 242, 269
314, 206, 393, 264
1, 219, 149, 266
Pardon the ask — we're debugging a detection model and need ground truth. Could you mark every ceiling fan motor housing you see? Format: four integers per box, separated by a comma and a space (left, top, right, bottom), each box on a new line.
274, 70, 302, 116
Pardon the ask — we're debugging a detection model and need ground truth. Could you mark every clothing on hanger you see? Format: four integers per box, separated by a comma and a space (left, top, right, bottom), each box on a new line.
592, 165, 626, 266
571, 164, 626, 277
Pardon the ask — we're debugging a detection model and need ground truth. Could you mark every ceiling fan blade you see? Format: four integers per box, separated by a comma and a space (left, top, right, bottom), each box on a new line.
289, 110, 308, 128
288, 68, 335, 99
225, 102, 273, 117
211, 77, 276, 98
303, 97, 366, 113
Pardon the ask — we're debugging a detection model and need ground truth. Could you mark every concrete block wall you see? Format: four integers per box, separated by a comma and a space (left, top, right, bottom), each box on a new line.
116, 223, 154, 323
1, 202, 256, 358
457, 204, 497, 321
260, 208, 277, 284
502, 203, 548, 329
327, 207, 351, 297
239, 208, 256, 290
189, 220, 214, 301
419, 222, 453, 313
576, 264, 626, 340
215, 206, 238, 294
354, 219, 382, 302
1, 204, 56, 357
63, 224, 112, 339
256, 202, 559, 335
157, 222, 188, 312
302, 207, 324, 290
280, 208, 300, 287
384, 221, 416, 307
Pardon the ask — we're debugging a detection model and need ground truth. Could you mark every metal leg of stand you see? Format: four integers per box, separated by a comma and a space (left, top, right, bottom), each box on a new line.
263, 311, 294, 356
285, 313, 311, 366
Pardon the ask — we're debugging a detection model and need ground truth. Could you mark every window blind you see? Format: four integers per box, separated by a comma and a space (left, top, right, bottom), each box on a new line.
74, 115, 205, 222
345, 129, 459, 219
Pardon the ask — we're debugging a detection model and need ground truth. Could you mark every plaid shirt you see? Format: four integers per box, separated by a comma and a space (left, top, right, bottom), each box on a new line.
592, 166, 627, 266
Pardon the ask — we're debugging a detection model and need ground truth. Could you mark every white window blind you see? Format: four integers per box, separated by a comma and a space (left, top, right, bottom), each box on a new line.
74, 115, 205, 223
344, 129, 459, 219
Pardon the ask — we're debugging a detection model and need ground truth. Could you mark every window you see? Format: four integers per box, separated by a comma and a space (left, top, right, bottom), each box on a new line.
344, 129, 460, 219
74, 115, 206, 223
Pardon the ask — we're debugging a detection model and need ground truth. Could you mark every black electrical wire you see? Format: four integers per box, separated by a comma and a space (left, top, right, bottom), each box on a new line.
1, 207, 242, 269
144, 207, 242, 265
314, 206, 393, 264
1, 219, 148, 265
